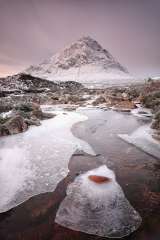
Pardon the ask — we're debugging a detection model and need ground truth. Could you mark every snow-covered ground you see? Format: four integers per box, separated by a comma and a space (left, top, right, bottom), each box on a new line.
0, 109, 95, 213
26, 63, 134, 86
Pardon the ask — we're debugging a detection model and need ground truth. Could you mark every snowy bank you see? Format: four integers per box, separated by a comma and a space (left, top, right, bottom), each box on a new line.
0, 110, 95, 212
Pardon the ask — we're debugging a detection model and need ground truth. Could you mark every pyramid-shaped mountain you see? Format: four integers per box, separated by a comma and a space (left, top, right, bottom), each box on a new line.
25, 36, 132, 86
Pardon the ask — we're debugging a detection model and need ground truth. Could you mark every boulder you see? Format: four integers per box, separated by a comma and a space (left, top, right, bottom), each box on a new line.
0, 115, 28, 136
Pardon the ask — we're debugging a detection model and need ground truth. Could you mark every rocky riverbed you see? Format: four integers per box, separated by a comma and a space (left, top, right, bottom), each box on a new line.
0, 76, 160, 239
1, 75, 160, 139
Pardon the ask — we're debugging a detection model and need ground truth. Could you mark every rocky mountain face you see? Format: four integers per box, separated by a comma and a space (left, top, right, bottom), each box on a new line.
25, 36, 132, 86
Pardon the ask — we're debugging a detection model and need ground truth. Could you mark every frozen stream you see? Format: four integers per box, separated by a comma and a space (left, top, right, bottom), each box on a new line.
0, 110, 95, 213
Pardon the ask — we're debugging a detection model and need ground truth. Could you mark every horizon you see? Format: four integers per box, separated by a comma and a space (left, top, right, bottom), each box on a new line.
0, 0, 160, 78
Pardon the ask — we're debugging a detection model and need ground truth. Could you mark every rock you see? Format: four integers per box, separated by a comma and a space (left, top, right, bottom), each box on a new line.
0, 125, 10, 136
151, 111, 160, 130
31, 109, 55, 120
113, 100, 136, 112
63, 105, 77, 111
41, 112, 56, 119
25, 118, 41, 126
0, 116, 10, 124
59, 94, 84, 104
92, 96, 106, 105
152, 133, 160, 141
14, 103, 40, 112
88, 175, 111, 183
0, 115, 28, 136
141, 90, 160, 111
0, 103, 12, 113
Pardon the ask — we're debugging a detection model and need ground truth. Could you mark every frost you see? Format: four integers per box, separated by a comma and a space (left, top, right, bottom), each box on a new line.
55, 165, 142, 238
119, 125, 160, 159
0, 110, 95, 212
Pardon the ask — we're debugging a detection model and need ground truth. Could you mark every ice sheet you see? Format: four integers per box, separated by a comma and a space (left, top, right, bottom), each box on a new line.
55, 165, 142, 238
0, 110, 95, 212
119, 125, 160, 160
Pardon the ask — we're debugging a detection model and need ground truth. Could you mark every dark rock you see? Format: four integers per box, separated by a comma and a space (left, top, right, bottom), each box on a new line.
0, 103, 12, 113
0, 115, 28, 136
0, 124, 10, 136
25, 118, 41, 126
151, 111, 160, 130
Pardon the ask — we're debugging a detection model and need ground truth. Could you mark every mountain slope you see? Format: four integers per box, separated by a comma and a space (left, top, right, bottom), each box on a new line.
25, 36, 132, 86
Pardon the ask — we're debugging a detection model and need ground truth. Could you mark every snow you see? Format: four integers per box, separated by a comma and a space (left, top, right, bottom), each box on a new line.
119, 125, 160, 160
25, 36, 136, 87
0, 110, 13, 118
56, 165, 142, 238
0, 109, 95, 212
152, 76, 160, 80
26, 64, 134, 87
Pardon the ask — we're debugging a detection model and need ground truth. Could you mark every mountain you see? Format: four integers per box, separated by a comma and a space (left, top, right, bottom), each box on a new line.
25, 36, 132, 86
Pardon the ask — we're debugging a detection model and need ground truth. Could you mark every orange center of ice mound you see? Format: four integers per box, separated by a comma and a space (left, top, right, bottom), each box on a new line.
88, 175, 111, 183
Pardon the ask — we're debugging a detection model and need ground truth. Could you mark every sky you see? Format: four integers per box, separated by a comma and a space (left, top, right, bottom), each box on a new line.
0, 0, 160, 78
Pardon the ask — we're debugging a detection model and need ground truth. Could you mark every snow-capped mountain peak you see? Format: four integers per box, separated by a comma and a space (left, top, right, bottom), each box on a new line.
25, 36, 132, 86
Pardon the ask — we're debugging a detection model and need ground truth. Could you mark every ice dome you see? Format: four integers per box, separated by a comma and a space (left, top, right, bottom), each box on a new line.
56, 165, 142, 238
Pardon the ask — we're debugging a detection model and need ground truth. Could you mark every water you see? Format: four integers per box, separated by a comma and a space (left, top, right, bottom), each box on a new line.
0, 107, 159, 240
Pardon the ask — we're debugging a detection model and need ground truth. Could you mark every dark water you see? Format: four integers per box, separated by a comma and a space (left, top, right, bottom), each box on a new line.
0, 109, 159, 240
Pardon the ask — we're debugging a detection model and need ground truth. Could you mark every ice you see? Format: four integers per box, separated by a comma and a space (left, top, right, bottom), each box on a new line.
131, 106, 152, 119
119, 125, 160, 159
0, 110, 95, 212
55, 165, 142, 238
